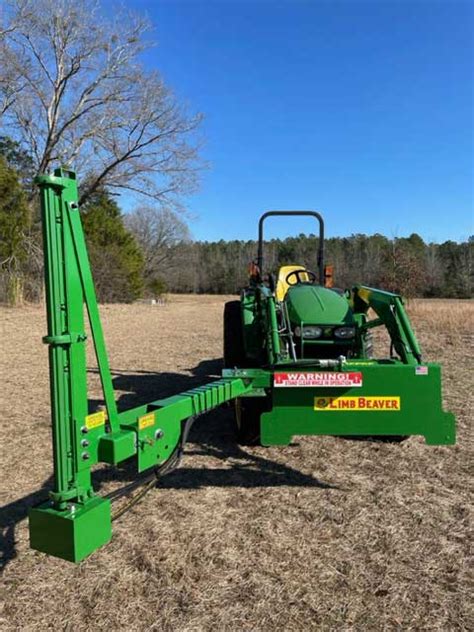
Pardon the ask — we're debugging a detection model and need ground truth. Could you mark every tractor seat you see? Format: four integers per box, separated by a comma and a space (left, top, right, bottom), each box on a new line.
275, 265, 310, 301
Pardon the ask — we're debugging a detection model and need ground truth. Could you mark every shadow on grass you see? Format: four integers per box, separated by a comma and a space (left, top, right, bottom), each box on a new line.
1, 359, 338, 571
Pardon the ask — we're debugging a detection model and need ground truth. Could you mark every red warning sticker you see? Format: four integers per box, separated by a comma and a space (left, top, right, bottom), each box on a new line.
274, 372, 363, 388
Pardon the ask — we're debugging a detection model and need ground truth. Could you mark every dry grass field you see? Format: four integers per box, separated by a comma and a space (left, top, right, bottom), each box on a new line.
1, 296, 473, 630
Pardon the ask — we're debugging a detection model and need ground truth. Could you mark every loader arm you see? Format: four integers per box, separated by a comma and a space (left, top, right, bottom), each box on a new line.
352, 285, 422, 365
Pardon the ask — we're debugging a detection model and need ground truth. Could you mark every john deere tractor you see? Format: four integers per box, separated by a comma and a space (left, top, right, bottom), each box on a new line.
28, 173, 455, 563
223, 211, 455, 445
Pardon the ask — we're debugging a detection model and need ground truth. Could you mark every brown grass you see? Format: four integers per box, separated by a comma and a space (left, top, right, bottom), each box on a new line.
1, 297, 473, 631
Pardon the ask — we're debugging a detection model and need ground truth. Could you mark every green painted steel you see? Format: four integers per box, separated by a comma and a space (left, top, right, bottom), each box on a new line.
65, 194, 120, 432
286, 285, 353, 325
265, 293, 282, 363
29, 178, 455, 564
352, 286, 422, 364
223, 363, 456, 446
98, 430, 136, 465
121, 378, 254, 472
37, 171, 93, 506
259, 363, 455, 446
31, 170, 114, 560
29, 496, 111, 563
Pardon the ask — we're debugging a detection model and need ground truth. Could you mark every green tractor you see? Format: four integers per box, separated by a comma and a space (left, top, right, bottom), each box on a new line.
223, 211, 454, 446
28, 173, 455, 563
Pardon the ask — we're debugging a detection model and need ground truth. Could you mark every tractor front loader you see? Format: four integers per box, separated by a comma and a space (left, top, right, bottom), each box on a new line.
28, 170, 455, 563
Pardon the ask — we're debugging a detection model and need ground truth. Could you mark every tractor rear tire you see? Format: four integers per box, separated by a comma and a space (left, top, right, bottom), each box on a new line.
234, 396, 271, 446
223, 300, 246, 368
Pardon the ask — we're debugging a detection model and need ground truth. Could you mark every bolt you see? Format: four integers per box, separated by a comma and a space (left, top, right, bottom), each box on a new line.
81, 425, 88, 434
81, 439, 90, 448
81, 452, 90, 461
155, 429, 164, 440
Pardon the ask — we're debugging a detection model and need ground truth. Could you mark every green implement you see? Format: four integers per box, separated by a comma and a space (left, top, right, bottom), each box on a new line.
28, 171, 455, 563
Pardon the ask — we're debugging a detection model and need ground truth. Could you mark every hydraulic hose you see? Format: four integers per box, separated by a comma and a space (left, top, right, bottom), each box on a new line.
110, 416, 197, 521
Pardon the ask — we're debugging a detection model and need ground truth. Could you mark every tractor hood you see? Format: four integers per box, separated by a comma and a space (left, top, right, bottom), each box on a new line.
285, 285, 353, 325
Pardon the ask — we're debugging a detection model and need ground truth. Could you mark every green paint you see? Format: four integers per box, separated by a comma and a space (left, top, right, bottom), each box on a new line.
29, 497, 111, 563
98, 430, 136, 464
286, 285, 353, 324
37, 172, 91, 506
260, 363, 455, 446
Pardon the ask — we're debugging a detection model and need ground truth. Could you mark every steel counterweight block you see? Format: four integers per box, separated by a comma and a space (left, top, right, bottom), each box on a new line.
29, 496, 111, 563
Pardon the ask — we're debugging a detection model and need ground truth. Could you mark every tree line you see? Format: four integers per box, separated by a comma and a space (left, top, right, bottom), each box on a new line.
1, 150, 472, 303
163, 233, 473, 299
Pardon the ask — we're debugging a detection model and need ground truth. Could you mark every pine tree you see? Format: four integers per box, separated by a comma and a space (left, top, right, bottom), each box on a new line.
0, 156, 30, 304
0, 137, 35, 190
81, 193, 144, 303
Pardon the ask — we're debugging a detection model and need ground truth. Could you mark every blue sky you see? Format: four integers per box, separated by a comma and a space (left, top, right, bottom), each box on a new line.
108, 0, 472, 243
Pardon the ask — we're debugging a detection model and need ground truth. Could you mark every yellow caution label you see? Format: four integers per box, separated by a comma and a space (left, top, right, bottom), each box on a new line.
138, 413, 155, 430
85, 410, 106, 429
314, 396, 401, 411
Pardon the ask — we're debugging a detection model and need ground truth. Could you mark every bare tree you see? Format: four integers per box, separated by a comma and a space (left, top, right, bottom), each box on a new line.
125, 205, 191, 289
0, 1, 30, 117
0, 0, 202, 205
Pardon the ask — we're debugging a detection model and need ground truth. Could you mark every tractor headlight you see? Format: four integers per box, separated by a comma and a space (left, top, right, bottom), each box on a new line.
294, 326, 323, 339
334, 326, 356, 340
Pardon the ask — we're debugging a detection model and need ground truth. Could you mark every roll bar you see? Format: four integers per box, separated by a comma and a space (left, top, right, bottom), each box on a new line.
257, 211, 325, 285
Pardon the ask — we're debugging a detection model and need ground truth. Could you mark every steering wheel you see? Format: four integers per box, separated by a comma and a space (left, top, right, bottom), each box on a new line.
285, 269, 318, 286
